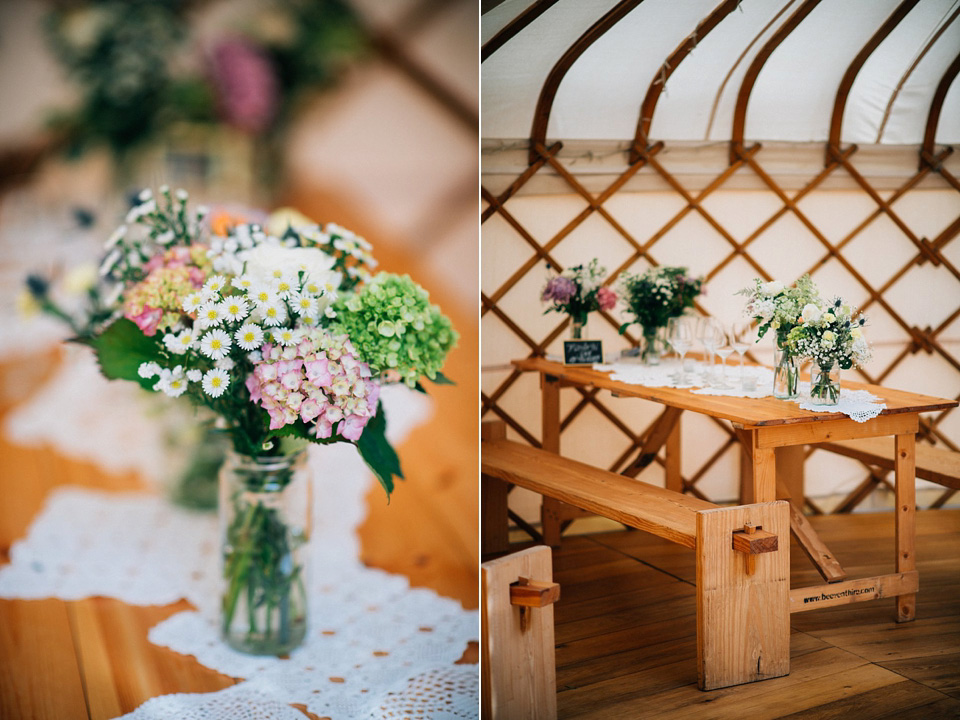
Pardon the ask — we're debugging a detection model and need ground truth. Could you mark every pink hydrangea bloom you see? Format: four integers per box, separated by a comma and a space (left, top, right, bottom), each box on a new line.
129, 306, 164, 336
247, 330, 380, 442
596, 286, 617, 311
209, 39, 278, 134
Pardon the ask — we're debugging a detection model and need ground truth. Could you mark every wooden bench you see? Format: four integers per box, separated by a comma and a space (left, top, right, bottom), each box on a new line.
481, 421, 790, 691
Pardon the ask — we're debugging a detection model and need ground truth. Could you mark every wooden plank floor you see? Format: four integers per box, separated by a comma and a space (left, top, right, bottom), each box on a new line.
548, 510, 960, 719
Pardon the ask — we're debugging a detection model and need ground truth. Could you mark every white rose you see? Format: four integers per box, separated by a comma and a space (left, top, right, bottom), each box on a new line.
63, 263, 98, 295
760, 280, 784, 295
851, 327, 862, 340
801, 303, 822, 324
242, 244, 339, 286
821, 312, 835, 323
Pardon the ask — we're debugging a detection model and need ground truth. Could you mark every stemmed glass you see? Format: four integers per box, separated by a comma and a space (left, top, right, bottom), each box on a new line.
666, 317, 693, 385
731, 321, 753, 387
696, 317, 723, 386
714, 330, 734, 389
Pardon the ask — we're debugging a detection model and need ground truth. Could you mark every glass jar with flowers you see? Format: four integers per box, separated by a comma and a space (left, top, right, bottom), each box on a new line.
540, 259, 617, 340
786, 298, 871, 406
38, 187, 457, 655
738, 275, 820, 399
618, 267, 703, 365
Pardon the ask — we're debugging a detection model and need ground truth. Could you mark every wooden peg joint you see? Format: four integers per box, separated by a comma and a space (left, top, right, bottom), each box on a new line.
732, 523, 778, 577
510, 577, 561, 631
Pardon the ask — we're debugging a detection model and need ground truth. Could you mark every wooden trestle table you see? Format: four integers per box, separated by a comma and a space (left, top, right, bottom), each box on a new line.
513, 356, 957, 621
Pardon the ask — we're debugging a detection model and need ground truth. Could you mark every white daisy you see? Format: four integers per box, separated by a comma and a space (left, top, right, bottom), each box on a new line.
201, 368, 230, 398
302, 280, 322, 296
199, 329, 232, 360
272, 274, 297, 300
186, 369, 203, 383
235, 323, 265, 351
163, 330, 196, 355
249, 286, 276, 307
232, 274, 255, 292
182, 292, 205, 314
203, 275, 228, 295
216, 357, 236, 371
258, 302, 287, 327
220, 296, 250, 322
196, 302, 223, 329
138, 362, 161, 379
289, 292, 318, 319
275, 328, 299, 346
155, 366, 187, 398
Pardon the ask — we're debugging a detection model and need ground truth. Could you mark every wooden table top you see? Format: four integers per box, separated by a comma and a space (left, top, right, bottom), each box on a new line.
514, 357, 957, 428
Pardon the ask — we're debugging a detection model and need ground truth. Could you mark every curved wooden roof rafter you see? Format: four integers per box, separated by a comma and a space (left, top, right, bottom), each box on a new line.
528, 0, 647, 165
826, 0, 923, 165
729, 0, 824, 165
921, 50, 960, 170
481, 0, 561, 63
627, 0, 743, 165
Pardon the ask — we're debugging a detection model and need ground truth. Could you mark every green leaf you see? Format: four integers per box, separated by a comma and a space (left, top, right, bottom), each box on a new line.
427, 371, 455, 386
413, 381, 429, 394
618, 322, 632, 336
87, 318, 166, 390
355, 401, 404, 499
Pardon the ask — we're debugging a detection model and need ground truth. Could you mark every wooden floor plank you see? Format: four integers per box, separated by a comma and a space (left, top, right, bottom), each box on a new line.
0, 599, 90, 720
878, 651, 960, 699
774, 680, 948, 720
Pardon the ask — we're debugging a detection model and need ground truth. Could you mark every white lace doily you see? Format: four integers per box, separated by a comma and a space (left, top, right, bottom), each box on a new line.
0, 383, 479, 719
594, 359, 886, 423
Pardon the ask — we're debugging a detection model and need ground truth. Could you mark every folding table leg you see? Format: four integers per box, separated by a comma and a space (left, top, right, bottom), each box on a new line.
895, 432, 916, 622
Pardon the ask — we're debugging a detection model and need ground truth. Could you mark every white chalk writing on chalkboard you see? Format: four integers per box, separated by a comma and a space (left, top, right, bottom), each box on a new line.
564, 339, 603, 366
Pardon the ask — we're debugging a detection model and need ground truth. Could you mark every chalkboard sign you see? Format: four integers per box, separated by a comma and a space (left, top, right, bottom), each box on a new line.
563, 339, 604, 366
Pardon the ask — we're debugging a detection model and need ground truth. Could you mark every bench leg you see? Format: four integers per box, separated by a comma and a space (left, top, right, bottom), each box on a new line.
482, 546, 558, 720
696, 501, 790, 691
482, 473, 511, 556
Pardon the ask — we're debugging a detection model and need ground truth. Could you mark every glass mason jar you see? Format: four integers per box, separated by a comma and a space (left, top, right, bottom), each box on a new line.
220, 449, 310, 655
570, 313, 587, 339
642, 328, 661, 365
773, 336, 799, 399
809, 361, 841, 406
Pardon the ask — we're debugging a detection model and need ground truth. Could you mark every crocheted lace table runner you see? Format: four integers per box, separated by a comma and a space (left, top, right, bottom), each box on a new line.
594, 359, 886, 423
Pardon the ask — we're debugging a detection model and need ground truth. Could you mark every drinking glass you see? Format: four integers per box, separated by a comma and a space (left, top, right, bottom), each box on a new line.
666, 317, 693, 384
696, 317, 723, 386
714, 331, 734, 389
731, 321, 752, 385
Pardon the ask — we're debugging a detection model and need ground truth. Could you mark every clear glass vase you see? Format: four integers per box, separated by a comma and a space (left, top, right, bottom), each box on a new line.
773, 337, 799, 399
642, 329, 661, 366
809, 361, 841, 406
220, 449, 310, 655
570, 314, 587, 339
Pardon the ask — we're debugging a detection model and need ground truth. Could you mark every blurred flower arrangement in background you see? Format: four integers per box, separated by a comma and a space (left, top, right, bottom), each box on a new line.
44, 0, 366, 182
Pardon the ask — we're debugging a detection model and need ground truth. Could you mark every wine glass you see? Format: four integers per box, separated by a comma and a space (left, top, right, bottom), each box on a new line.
730, 320, 757, 387
666, 317, 693, 384
696, 317, 723, 386
714, 330, 734, 389
731, 321, 752, 385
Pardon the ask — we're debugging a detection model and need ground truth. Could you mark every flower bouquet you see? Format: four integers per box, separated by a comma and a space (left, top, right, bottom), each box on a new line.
786, 298, 871, 405
51, 186, 458, 654
541, 259, 617, 339
738, 275, 820, 398
618, 266, 703, 364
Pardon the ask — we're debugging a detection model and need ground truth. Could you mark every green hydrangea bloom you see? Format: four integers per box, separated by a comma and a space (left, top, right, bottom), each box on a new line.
331, 273, 457, 387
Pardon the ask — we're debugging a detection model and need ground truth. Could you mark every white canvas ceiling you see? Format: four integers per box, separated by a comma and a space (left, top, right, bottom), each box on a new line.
482, 0, 960, 147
